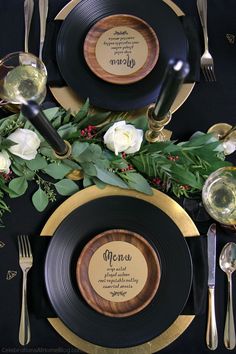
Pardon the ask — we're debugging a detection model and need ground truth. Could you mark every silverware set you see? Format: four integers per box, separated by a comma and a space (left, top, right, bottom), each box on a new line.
23, 0, 216, 84
24, 0, 48, 58
16, 229, 236, 348
206, 224, 236, 350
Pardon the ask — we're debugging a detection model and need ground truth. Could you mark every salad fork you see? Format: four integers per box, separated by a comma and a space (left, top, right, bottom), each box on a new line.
197, 0, 216, 81
18, 235, 33, 345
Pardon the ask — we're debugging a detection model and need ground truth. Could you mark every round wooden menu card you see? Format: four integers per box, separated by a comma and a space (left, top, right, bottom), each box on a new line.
76, 229, 161, 317
83, 14, 159, 84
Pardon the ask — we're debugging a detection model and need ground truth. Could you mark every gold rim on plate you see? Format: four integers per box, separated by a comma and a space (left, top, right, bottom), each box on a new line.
41, 185, 199, 353
49, 0, 194, 115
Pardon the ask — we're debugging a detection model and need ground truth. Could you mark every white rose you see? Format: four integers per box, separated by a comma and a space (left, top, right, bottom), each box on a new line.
0, 150, 11, 174
8, 128, 41, 160
103, 121, 143, 155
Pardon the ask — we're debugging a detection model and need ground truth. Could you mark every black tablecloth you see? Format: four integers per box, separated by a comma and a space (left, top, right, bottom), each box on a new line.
0, 0, 236, 353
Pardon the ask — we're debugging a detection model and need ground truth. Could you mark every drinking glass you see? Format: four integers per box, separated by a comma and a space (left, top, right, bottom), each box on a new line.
0, 51, 47, 106
208, 123, 236, 156
202, 166, 236, 231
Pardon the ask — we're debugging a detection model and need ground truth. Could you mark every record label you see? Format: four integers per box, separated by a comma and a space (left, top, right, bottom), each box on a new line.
95, 26, 148, 76
88, 240, 148, 302
76, 228, 161, 317
83, 14, 159, 85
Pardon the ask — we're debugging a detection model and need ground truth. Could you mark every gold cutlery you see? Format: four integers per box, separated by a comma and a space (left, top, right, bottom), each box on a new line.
206, 223, 218, 350
197, 0, 216, 81
39, 0, 48, 60
219, 242, 236, 350
24, 0, 34, 53
18, 235, 33, 345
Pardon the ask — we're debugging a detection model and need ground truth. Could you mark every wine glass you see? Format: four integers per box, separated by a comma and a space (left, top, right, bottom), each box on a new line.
0, 51, 47, 106
207, 123, 236, 156
202, 166, 236, 231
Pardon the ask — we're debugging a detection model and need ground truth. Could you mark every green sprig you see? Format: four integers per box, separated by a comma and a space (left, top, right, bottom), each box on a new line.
0, 104, 232, 226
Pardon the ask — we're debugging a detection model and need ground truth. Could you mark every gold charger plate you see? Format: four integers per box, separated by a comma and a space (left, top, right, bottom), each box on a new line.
49, 0, 194, 115
41, 186, 199, 353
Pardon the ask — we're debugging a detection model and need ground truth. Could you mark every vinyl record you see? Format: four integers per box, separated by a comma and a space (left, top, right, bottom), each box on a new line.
45, 195, 192, 348
56, 0, 188, 111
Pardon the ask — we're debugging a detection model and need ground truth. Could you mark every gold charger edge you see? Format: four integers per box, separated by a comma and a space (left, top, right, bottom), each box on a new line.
41, 185, 198, 353
49, 0, 194, 115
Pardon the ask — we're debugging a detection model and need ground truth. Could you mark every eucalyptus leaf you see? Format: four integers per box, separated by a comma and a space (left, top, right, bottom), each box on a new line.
180, 132, 217, 147
72, 141, 89, 161
74, 143, 102, 163
74, 98, 90, 123
122, 172, 153, 195
63, 159, 81, 170
85, 111, 111, 126
130, 115, 148, 131
39, 146, 55, 159
0, 138, 16, 149
83, 175, 94, 188
54, 179, 79, 196
95, 166, 128, 189
92, 177, 106, 189
42, 107, 61, 121
26, 155, 48, 170
111, 158, 129, 169
80, 162, 97, 176
95, 158, 111, 169
62, 110, 71, 124
32, 187, 49, 212
57, 123, 77, 139
43, 163, 72, 179
8, 177, 28, 197
10, 165, 23, 177
51, 116, 62, 129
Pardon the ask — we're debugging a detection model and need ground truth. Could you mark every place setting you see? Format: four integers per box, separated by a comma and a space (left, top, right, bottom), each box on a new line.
43, 0, 200, 113
0, 0, 236, 353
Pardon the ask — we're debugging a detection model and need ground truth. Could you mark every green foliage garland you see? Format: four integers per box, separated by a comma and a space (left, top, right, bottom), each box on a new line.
0, 100, 232, 226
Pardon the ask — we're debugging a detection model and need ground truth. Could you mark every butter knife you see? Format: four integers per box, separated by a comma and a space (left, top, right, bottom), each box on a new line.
39, 0, 48, 60
24, 0, 34, 52
206, 223, 218, 350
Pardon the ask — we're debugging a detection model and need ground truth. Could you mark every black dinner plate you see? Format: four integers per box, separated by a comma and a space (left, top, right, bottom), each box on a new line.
56, 0, 188, 111
45, 195, 192, 348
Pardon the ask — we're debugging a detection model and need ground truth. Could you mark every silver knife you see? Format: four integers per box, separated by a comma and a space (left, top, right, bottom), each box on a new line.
24, 0, 34, 52
206, 223, 218, 350
39, 0, 48, 60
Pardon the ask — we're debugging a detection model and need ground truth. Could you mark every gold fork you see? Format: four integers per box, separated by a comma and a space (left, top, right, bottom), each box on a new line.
197, 0, 216, 81
18, 235, 33, 345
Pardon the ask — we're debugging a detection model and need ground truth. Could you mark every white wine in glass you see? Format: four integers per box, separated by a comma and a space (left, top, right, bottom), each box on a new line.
202, 167, 236, 230
0, 52, 47, 105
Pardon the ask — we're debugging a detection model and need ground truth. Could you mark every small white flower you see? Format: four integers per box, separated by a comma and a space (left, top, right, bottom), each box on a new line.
8, 128, 41, 160
0, 150, 11, 174
103, 121, 143, 155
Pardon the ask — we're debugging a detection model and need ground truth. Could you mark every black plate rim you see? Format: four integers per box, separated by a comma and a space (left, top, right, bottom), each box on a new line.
44, 194, 193, 348
56, 0, 188, 111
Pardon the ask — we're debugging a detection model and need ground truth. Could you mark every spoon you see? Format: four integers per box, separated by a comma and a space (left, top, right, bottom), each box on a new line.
219, 242, 236, 350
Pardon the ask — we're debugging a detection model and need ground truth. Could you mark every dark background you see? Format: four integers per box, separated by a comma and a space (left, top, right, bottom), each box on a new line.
0, 0, 235, 353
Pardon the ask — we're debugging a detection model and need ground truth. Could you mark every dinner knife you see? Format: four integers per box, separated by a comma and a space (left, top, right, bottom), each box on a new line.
39, 0, 48, 60
24, 0, 34, 52
206, 223, 218, 350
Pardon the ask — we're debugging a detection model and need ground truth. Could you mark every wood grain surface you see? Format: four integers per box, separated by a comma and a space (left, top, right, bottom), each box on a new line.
76, 229, 161, 317
83, 14, 159, 84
